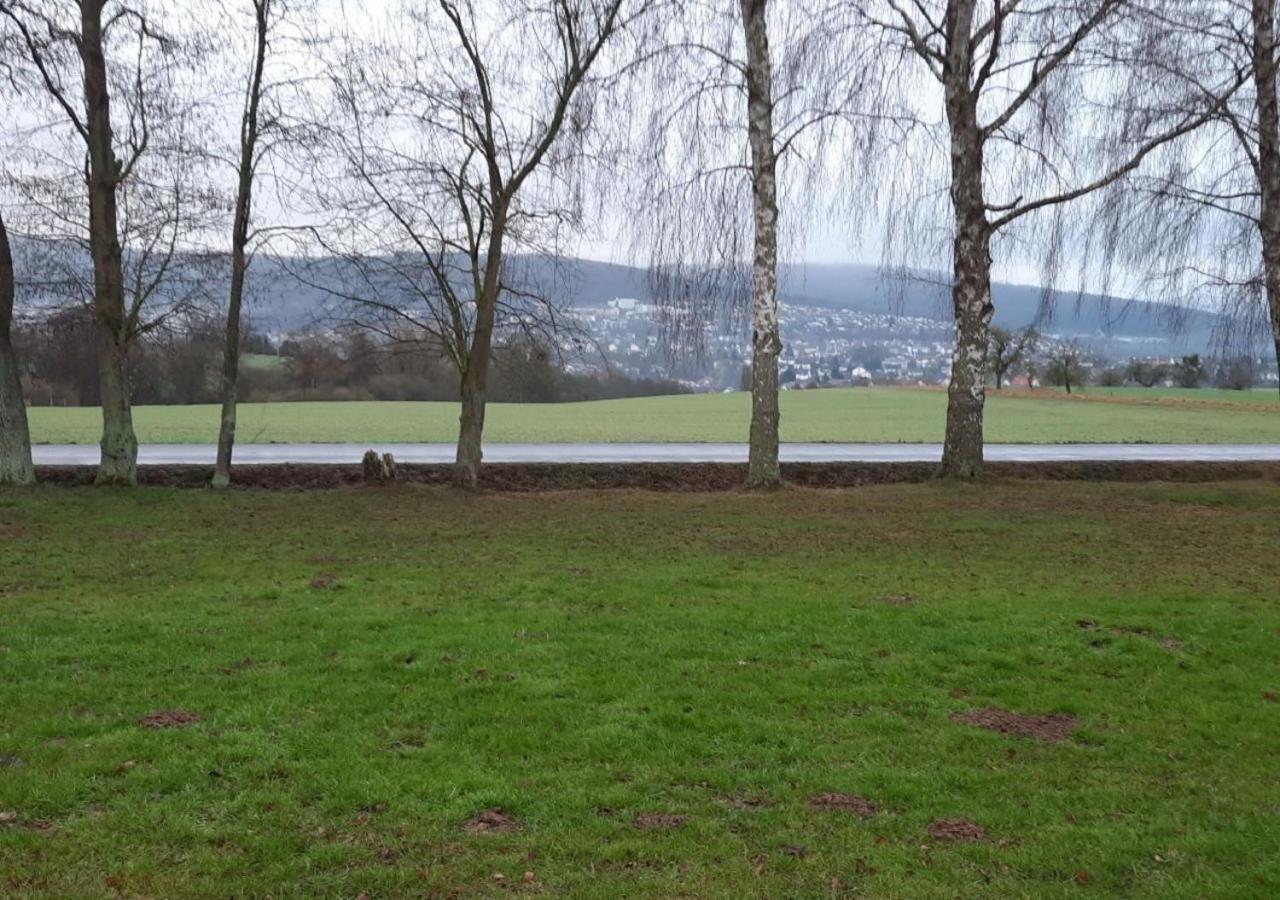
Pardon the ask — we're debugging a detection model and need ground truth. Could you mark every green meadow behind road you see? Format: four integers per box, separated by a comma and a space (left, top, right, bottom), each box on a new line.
2, 482, 1280, 897
24, 386, 1280, 445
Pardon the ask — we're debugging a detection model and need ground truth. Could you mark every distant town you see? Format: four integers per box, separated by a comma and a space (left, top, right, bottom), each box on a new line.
567, 298, 1280, 392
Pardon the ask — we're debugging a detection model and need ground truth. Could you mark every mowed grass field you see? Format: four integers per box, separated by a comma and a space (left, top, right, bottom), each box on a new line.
24, 386, 1280, 445
2, 482, 1279, 897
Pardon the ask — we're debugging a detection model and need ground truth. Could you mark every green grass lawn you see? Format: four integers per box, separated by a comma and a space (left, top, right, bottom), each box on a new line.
24, 387, 1280, 445
2, 482, 1278, 897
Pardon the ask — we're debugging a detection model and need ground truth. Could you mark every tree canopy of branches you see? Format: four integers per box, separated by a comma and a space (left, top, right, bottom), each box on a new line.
987, 324, 1037, 389
622, 0, 867, 487
1118, 1, 1280, 395
210, 0, 313, 487
1044, 343, 1087, 393
1, 0, 204, 484
308, 0, 651, 487
854, 0, 1244, 477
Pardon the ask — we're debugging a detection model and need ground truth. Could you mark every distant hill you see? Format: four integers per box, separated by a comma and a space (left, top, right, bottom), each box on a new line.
12, 237, 1230, 355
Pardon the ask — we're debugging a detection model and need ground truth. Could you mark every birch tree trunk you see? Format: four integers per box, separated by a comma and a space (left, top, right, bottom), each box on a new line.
939, 0, 993, 479
81, 0, 138, 485
0, 209, 34, 486
740, 0, 782, 489
1253, 0, 1280, 396
213, 0, 270, 488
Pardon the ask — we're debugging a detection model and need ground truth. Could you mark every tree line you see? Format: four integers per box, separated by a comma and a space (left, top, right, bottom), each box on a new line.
11, 311, 691, 406
0, 0, 1276, 489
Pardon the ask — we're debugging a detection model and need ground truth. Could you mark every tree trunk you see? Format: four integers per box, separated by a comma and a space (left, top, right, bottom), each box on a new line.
739, 0, 782, 489
95, 326, 136, 484
940, 0, 993, 480
455, 368, 486, 488
942, 219, 993, 478
213, 0, 270, 489
1252, 0, 1280, 395
212, 247, 247, 487
453, 210, 503, 489
0, 210, 34, 486
81, 0, 138, 485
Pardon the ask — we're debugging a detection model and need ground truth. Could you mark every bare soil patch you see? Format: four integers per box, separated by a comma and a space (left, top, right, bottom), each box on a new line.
634, 812, 686, 831
950, 707, 1077, 743
808, 793, 879, 817
464, 808, 520, 834
928, 818, 988, 843
878, 594, 916, 606
139, 710, 200, 729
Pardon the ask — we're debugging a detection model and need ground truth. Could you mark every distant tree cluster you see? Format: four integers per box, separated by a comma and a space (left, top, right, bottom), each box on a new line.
12, 319, 689, 407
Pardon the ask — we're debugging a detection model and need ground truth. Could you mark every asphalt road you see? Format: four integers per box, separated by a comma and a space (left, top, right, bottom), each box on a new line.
29, 442, 1280, 465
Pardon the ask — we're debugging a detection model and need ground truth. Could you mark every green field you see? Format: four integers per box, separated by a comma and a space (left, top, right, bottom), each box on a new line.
2, 481, 1278, 897
24, 386, 1280, 445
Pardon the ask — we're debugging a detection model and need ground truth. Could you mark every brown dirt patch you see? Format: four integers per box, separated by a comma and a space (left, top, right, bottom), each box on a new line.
31, 461, 1280, 492
878, 594, 916, 606
950, 707, 1077, 743
465, 808, 520, 834
634, 812, 686, 831
928, 818, 988, 843
808, 793, 879, 817
308, 573, 338, 590
727, 792, 772, 811
139, 709, 200, 729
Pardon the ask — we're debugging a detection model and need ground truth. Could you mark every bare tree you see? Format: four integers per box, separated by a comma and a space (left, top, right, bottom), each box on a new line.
310, 0, 648, 487
1, 0, 186, 484
0, 27, 33, 485
739, 0, 782, 487
625, 1, 866, 488
855, 1, 1243, 477
1120, 2, 1280, 393
987, 324, 1037, 389
1044, 342, 1087, 394
1250, 0, 1280, 390
0, 207, 32, 485
211, 0, 305, 488
1126, 358, 1168, 387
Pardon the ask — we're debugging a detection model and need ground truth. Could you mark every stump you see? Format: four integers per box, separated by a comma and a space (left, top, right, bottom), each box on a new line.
362, 449, 396, 483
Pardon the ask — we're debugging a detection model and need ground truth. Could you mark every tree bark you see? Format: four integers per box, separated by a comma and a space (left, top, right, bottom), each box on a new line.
739, 0, 782, 489
1252, 0, 1280, 396
81, 0, 138, 485
453, 210, 504, 489
213, 0, 270, 489
940, 0, 993, 479
455, 367, 486, 488
0, 209, 34, 486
